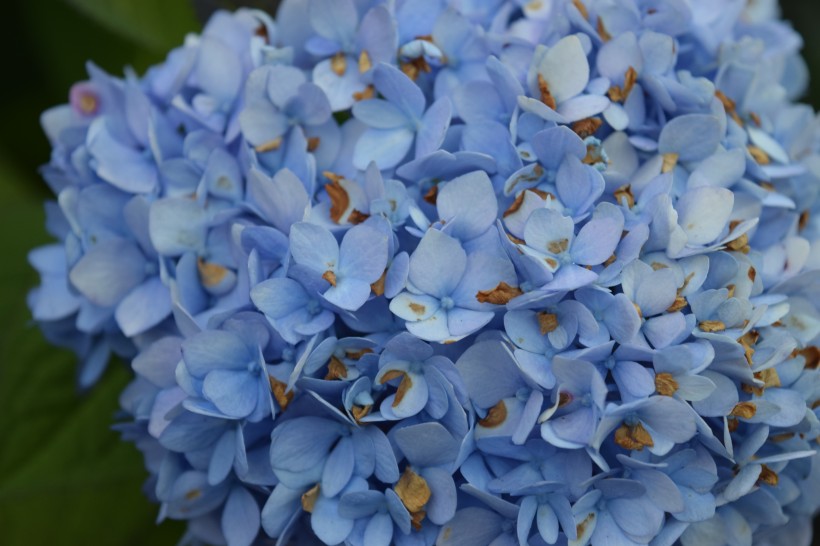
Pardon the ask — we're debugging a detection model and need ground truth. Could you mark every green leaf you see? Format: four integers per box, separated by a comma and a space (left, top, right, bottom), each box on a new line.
62, 0, 199, 53
0, 158, 183, 545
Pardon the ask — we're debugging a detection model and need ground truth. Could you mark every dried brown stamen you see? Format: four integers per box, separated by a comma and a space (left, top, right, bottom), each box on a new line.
324, 175, 351, 224
331, 52, 347, 76
358, 50, 372, 73
301, 484, 320, 513
351, 405, 371, 423
537, 74, 557, 110
608, 67, 638, 103
325, 356, 348, 380
758, 465, 779, 486
197, 258, 228, 288
698, 320, 726, 332
348, 209, 370, 224
597, 18, 612, 42
748, 145, 770, 165
395, 468, 431, 514
572, 117, 603, 138
255, 136, 283, 153
654, 373, 679, 396
423, 185, 438, 205
353, 85, 375, 101
269, 376, 294, 410
548, 238, 569, 254
572, 0, 589, 19
730, 401, 757, 419
537, 312, 559, 334
614, 422, 654, 450
797, 346, 820, 369
478, 400, 508, 428
380, 370, 413, 407
799, 210, 810, 232
666, 296, 688, 313
322, 270, 337, 286
661, 153, 679, 173
716, 90, 743, 126
614, 184, 635, 208
371, 270, 387, 296
476, 282, 523, 305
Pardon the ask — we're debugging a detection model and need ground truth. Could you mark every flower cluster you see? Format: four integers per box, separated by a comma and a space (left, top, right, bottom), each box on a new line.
30, 0, 820, 545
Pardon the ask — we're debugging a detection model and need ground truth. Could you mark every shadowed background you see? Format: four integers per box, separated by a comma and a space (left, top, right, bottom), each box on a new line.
0, 0, 816, 544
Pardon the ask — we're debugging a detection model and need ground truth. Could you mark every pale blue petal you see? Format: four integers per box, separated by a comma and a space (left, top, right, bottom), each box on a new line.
408, 229, 467, 298
322, 436, 355, 497
658, 114, 722, 162
536, 35, 589, 103
364, 512, 394, 546
115, 276, 172, 336
222, 486, 260, 546
339, 224, 389, 282
354, 127, 415, 170
290, 222, 340, 274
353, 99, 410, 129
312, 495, 354, 545
69, 239, 146, 307
202, 369, 258, 418
422, 467, 457, 525
437, 171, 498, 241
416, 97, 452, 158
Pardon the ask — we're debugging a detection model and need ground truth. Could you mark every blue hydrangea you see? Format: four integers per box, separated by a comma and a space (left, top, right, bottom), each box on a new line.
29, 1, 820, 545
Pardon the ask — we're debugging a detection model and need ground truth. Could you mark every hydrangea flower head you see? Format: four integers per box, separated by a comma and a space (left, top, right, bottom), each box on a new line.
29, 0, 820, 545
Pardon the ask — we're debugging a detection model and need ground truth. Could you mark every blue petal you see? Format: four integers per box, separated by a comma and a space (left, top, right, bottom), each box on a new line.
208, 429, 236, 486
324, 278, 372, 311
389, 292, 441, 322
285, 83, 332, 126
312, 494, 354, 545
271, 417, 344, 474
222, 486, 260, 546
69, 239, 146, 307
195, 37, 243, 104
251, 277, 309, 319
437, 171, 498, 241
456, 340, 526, 407
149, 198, 207, 256
675, 187, 734, 246
290, 222, 340, 275
535, 35, 589, 103
182, 330, 253, 376
309, 0, 358, 46
572, 217, 623, 266
261, 484, 302, 538
353, 99, 410, 129
115, 276, 172, 336
416, 97, 452, 158
339, 224, 390, 282
364, 512, 394, 546
313, 57, 367, 112
338, 490, 384, 519
354, 127, 415, 170
437, 508, 504, 546
247, 167, 309, 233
372, 63, 426, 118
322, 436, 355, 497
532, 125, 587, 171
658, 114, 722, 162
202, 369, 259, 418
408, 229, 467, 298
536, 503, 559, 544
394, 422, 459, 467
421, 467, 457, 525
